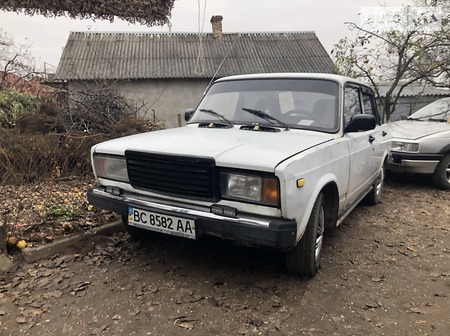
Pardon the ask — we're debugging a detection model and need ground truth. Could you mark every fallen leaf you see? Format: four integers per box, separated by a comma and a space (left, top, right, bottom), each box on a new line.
16, 316, 27, 324
188, 295, 204, 303
39, 270, 53, 277
37, 278, 52, 288
46, 290, 63, 299
365, 303, 379, 309
178, 322, 194, 331
148, 287, 158, 294
129, 309, 140, 316
409, 307, 425, 314
91, 324, 108, 335
73, 282, 91, 292
16, 240, 27, 249
371, 276, 385, 283
7, 236, 18, 246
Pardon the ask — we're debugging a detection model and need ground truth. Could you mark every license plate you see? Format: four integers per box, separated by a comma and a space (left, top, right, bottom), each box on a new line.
127, 207, 196, 239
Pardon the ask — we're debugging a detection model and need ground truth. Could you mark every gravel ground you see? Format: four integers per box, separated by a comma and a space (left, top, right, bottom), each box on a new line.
0, 173, 449, 335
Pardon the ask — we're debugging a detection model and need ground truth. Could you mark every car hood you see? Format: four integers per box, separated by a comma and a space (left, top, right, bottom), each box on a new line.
389, 120, 450, 140
93, 125, 335, 172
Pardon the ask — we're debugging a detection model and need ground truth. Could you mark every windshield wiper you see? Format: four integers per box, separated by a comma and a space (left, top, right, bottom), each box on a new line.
241, 108, 289, 131
408, 117, 448, 122
199, 109, 233, 127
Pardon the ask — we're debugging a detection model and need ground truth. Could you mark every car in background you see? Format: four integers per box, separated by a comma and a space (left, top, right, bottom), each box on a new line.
387, 97, 450, 189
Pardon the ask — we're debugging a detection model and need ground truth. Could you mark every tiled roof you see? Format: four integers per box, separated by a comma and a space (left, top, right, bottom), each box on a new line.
377, 84, 450, 97
54, 31, 334, 80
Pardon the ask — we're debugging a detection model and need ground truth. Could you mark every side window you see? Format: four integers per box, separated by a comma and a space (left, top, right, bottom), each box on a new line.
362, 92, 381, 124
344, 86, 362, 126
362, 92, 375, 116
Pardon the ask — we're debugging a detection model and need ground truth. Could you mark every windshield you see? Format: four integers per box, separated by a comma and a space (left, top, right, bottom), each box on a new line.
190, 79, 340, 132
408, 98, 450, 121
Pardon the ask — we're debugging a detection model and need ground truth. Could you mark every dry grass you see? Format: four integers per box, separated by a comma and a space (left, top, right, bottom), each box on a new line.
0, 177, 118, 248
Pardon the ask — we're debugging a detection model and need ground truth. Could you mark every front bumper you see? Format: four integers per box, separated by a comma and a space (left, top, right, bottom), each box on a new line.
88, 187, 297, 249
387, 152, 442, 174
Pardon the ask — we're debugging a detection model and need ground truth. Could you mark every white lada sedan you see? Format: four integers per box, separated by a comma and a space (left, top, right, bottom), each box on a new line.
88, 73, 390, 277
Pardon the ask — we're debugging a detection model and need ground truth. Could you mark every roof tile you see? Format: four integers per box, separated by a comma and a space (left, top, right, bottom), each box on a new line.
55, 31, 334, 80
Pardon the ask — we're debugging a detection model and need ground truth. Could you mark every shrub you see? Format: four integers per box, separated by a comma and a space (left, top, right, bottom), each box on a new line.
0, 85, 160, 185
0, 90, 36, 128
0, 129, 109, 184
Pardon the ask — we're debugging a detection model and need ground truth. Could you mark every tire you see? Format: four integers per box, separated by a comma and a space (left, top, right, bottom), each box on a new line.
432, 154, 450, 190
364, 164, 385, 205
285, 193, 325, 277
121, 215, 151, 240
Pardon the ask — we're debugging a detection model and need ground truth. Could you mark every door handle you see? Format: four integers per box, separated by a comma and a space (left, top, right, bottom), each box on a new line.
369, 135, 375, 144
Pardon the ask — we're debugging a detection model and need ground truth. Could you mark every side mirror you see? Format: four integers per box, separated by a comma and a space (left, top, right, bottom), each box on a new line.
345, 114, 376, 133
184, 108, 195, 122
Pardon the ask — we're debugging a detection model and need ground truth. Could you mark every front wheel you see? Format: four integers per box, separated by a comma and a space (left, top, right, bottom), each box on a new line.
432, 154, 450, 190
285, 193, 325, 277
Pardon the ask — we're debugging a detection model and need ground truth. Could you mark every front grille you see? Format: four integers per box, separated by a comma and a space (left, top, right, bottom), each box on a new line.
126, 151, 219, 201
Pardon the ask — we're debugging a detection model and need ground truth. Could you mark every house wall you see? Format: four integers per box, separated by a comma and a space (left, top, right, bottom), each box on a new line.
118, 79, 209, 128
68, 78, 210, 129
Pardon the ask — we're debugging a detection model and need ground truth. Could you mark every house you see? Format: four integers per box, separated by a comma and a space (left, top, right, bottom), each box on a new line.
53, 16, 334, 128
377, 84, 450, 121
0, 71, 55, 97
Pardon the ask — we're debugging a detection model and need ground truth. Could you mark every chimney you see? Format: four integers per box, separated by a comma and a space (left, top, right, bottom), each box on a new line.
210, 15, 223, 39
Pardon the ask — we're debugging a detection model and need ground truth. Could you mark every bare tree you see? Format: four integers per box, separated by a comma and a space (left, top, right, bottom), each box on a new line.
0, 29, 36, 91
332, 3, 450, 121
0, 0, 174, 26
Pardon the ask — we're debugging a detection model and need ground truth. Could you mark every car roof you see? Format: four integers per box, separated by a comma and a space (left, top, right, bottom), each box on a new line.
214, 73, 368, 87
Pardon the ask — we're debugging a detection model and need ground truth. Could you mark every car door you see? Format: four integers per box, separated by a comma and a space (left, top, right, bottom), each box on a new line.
359, 86, 389, 176
343, 84, 382, 208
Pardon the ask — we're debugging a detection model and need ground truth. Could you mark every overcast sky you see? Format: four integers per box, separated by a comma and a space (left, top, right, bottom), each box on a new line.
0, 0, 413, 72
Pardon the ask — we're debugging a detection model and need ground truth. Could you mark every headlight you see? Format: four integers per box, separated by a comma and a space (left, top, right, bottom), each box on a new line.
93, 155, 129, 182
391, 141, 419, 152
220, 172, 280, 206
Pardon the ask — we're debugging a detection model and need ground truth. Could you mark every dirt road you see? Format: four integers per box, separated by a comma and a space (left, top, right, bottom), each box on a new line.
1, 175, 449, 336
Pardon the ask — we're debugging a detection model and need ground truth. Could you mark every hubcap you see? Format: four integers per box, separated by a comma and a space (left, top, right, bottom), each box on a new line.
315, 207, 325, 260
376, 167, 384, 195
446, 162, 450, 183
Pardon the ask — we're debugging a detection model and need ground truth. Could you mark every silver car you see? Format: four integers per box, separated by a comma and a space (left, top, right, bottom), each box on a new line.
387, 97, 450, 189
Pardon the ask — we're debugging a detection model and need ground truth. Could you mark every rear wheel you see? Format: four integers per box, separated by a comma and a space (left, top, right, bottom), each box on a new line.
432, 154, 450, 190
285, 193, 325, 277
364, 164, 385, 205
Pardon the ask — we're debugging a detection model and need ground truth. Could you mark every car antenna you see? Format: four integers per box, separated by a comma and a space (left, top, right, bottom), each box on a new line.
205, 34, 240, 91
